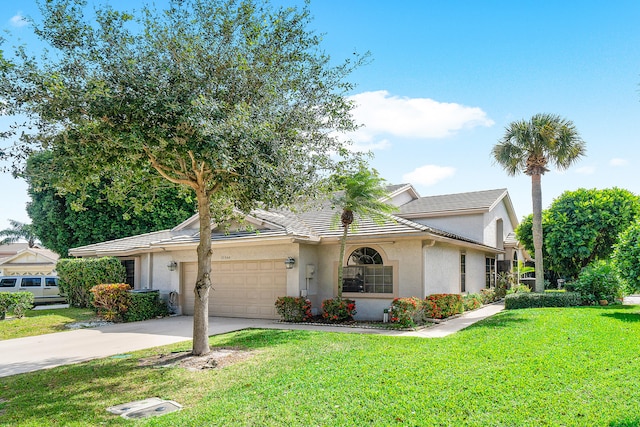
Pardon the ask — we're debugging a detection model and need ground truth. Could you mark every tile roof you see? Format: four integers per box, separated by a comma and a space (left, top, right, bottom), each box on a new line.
71, 187, 507, 256
70, 230, 193, 255
399, 188, 508, 216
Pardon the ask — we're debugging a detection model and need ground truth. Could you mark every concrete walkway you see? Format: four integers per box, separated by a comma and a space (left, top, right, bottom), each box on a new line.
0, 302, 504, 378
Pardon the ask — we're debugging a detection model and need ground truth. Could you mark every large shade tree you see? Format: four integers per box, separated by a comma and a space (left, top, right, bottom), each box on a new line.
516, 188, 640, 280
492, 113, 586, 292
24, 151, 196, 257
331, 165, 396, 298
0, 0, 364, 355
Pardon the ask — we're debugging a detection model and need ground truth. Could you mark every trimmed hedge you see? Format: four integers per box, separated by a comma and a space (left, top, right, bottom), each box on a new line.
0, 292, 35, 319
322, 297, 356, 322
390, 297, 425, 328
57, 257, 126, 308
124, 291, 169, 322
505, 292, 582, 309
274, 296, 313, 322
425, 294, 464, 319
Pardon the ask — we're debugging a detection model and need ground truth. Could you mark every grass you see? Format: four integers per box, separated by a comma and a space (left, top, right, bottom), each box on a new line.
0, 307, 99, 340
2, 305, 640, 426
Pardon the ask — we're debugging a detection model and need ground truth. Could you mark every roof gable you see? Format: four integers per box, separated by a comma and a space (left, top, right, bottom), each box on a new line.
399, 188, 509, 217
0, 248, 59, 266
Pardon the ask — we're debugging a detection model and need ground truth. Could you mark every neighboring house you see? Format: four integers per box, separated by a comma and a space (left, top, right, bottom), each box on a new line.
0, 246, 60, 276
69, 186, 526, 320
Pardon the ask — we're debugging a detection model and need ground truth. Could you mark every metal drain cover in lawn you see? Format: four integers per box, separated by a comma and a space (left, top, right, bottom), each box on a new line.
107, 397, 182, 420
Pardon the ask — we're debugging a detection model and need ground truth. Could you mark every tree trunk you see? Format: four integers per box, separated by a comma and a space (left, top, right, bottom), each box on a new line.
531, 173, 545, 293
337, 223, 348, 299
192, 187, 212, 356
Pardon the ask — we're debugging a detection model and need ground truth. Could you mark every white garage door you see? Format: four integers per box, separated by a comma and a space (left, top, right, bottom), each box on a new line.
181, 260, 287, 319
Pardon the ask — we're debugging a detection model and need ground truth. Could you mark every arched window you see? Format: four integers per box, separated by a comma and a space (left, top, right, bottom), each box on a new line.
342, 247, 393, 294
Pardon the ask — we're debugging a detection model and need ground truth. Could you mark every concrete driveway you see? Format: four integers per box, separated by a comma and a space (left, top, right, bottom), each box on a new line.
0, 302, 505, 378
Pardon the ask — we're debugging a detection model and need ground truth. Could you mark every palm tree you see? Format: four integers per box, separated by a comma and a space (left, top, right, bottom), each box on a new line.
332, 165, 397, 298
0, 220, 38, 248
492, 113, 586, 292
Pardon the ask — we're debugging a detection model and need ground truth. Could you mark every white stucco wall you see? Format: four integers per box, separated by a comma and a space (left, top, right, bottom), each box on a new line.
424, 244, 492, 296
465, 251, 487, 294
424, 243, 460, 295
483, 200, 515, 249
413, 214, 485, 242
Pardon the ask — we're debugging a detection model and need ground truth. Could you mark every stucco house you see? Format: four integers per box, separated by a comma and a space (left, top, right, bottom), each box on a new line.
0, 244, 60, 276
69, 185, 525, 320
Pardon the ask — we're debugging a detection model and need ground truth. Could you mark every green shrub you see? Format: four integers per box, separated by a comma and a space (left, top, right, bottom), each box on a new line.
567, 260, 622, 305
124, 291, 169, 322
274, 296, 312, 322
390, 297, 425, 328
505, 292, 582, 309
425, 294, 463, 319
463, 293, 483, 311
57, 257, 126, 308
90, 283, 131, 322
495, 272, 512, 299
0, 292, 35, 319
507, 284, 531, 294
613, 221, 640, 293
322, 297, 356, 322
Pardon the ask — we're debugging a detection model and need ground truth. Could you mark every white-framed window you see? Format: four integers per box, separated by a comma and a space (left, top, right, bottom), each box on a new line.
343, 247, 393, 294
485, 257, 496, 288
460, 253, 466, 293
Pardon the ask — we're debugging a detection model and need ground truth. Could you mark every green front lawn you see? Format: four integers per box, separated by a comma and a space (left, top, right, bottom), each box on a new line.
2, 306, 640, 426
0, 308, 99, 340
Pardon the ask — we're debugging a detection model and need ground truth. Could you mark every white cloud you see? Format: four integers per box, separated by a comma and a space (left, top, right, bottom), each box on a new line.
347, 90, 494, 145
575, 166, 596, 175
609, 158, 629, 167
350, 138, 391, 152
10, 13, 28, 28
402, 164, 456, 186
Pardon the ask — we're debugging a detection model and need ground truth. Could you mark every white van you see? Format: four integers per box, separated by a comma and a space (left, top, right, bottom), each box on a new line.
0, 276, 66, 304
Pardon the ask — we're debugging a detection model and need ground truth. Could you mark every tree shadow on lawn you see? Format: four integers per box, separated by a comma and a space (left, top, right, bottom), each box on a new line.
609, 418, 640, 426
457, 310, 533, 332
600, 311, 640, 323
0, 356, 197, 426
212, 328, 316, 349
582, 304, 640, 323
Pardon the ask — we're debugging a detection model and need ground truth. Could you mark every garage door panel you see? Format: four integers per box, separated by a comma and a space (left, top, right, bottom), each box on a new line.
182, 260, 286, 319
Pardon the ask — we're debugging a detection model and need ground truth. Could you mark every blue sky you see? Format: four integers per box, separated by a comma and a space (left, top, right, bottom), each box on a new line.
2, 0, 640, 232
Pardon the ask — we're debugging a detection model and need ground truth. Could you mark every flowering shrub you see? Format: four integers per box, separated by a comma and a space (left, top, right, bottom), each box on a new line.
390, 297, 425, 328
462, 293, 483, 311
90, 283, 131, 322
480, 288, 497, 304
275, 296, 313, 322
322, 297, 356, 322
424, 294, 463, 319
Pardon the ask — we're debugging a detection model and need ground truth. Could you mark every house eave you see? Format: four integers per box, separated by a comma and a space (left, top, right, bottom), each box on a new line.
399, 208, 488, 219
